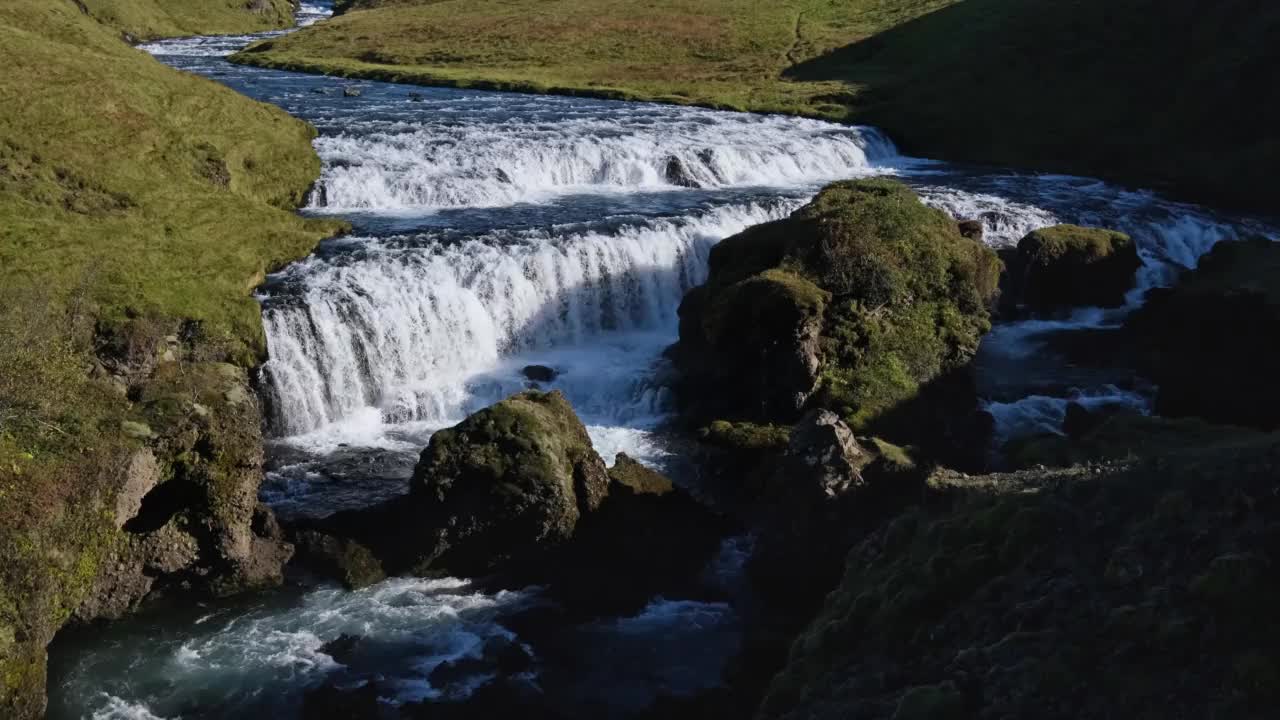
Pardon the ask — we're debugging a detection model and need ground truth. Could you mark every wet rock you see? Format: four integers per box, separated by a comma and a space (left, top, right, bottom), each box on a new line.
663, 156, 701, 187
342, 86, 363, 97
957, 219, 985, 242
607, 453, 673, 495
521, 364, 557, 383
292, 529, 386, 590
300, 680, 380, 720
79, 363, 292, 620
405, 390, 610, 575
782, 409, 870, 500
1011, 224, 1141, 310
408, 92, 424, 102
319, 633, 364, 665
482, 635, 534, 675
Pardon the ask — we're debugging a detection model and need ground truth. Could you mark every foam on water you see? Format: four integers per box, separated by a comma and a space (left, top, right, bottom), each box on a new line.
54, 578, 530, 719
90, 697, 170, 720
986, 385, 1151, 443
261, 200, 799, 439
309, 118, 896, 211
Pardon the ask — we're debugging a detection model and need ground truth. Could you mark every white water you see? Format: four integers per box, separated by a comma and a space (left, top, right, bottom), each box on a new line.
986, 385, 1151, 443
310, 117, 895, 211
262, 200, 799, 441
56, 578, 531, 718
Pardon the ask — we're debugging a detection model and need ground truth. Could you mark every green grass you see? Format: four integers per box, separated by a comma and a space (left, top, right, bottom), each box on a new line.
235, 0, 1280, 212
233, 0, 957, 115
0, 3, 341, 712
79, 0, 297, 41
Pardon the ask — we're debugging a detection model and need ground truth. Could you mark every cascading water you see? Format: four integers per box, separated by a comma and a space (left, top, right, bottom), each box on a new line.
48, 2, 1277, 718
260, 200, 800, 438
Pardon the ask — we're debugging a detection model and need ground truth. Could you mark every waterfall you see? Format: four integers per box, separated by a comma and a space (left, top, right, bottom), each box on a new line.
261, 200, 801, 436
308, 115, 897, 211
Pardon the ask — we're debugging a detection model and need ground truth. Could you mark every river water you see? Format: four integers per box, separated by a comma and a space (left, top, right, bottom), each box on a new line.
47, 3, 1274, 718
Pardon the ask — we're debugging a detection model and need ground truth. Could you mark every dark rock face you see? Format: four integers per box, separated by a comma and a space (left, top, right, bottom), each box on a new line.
300, 681, 381, 720
521, 364, 558, 383
675, 180, 998, 449
663, 156, 701, 188
291, 530, 386, 590
77, 363, 292, 621
1011, 224, 1141, 310
1127, 237, 1280, 429
759, 438, 1280, 720
781, 409, 870, 500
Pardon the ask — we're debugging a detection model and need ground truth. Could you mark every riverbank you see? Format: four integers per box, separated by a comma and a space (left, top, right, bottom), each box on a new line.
231, 0, 1280, 214
0, 2, 341, 715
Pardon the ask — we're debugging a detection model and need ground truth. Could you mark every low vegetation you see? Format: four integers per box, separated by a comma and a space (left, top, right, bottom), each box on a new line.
236, 0, 1280, 212
678, 179, 998, 446
0, 1, 340, 714
79, 0, 297, 41
760, 435, 1280, 720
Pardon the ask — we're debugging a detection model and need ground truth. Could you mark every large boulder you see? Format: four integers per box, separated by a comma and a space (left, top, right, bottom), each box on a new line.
1010, 224, 1141, 310
1127, 237, 1280, 429
676, 179, 1000, 446
294, 396, 726, 618
404, 390, 610, 574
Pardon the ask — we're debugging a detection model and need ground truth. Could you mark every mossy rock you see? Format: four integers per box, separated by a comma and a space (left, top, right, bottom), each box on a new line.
1012, 224, 1140, 310
698, 420, 792, 452
409, 391, 610, 574
608, 453, 674, 496
678, 179, 998, 446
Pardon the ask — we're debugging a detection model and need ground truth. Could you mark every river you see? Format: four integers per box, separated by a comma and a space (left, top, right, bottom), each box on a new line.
46, 3, 1274, 718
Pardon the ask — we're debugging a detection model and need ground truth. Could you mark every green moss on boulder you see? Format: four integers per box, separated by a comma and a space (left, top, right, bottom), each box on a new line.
699, 420, 793, 453
607, 453, 674, 496
407, 390, 610, 574
678, 179, 998, 448
1011, 225, 1141, 310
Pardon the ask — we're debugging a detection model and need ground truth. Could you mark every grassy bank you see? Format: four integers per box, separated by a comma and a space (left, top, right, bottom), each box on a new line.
234, 0, 1279, 212
79, 0, 297, 41
0, 1, 340, 714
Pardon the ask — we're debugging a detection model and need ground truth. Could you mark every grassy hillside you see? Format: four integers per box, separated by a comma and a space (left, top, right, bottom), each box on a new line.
235, 0, 1279, 212
233, 0, 956, 114
0, 2, 340, 714
79, 0, 297, 41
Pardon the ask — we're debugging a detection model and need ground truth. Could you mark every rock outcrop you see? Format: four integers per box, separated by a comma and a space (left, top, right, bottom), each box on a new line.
677, 178, 1000, 456
77, 362, 293, 620
297, 391, 725, 614
759, 436, 1280, 720
1006, 224, 1141, 310
406, 390, 610, 575
1127, 236, 1280, 429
